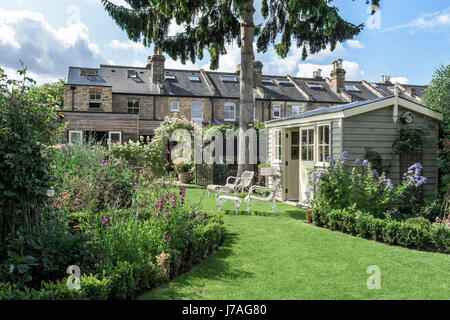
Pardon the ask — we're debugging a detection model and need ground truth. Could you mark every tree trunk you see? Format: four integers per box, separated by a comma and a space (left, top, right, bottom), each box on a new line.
237, 0, 255, 176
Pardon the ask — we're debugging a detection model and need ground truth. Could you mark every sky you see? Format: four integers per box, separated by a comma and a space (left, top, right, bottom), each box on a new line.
0, 0, 449, 85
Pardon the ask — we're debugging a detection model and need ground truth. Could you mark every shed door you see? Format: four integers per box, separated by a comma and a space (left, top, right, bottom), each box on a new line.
300, 127, 315, 204
286, 129, 300, 200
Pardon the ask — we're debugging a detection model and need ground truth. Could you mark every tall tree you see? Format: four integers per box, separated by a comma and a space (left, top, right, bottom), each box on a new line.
101, 0, 380, 174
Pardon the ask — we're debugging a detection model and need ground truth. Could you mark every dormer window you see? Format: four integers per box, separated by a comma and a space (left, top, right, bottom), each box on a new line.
220, 75, 238, 82
128, 70, 138, 78
189, 75, 200, 82
81, 68, 97, 76
345, 84, 360, 91
307, 82, 323, 89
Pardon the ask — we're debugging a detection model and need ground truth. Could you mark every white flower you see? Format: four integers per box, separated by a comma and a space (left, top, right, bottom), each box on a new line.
46, 189, 55, 197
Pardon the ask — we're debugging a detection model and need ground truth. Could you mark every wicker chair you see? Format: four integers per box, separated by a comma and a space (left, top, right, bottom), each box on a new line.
245, 179, 281, 215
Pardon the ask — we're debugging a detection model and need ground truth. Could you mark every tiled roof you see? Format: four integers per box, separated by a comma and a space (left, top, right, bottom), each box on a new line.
67, 65, 427, 103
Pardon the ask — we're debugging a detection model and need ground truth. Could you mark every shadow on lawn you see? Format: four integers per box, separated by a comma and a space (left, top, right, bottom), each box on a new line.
143, 231, 254, 300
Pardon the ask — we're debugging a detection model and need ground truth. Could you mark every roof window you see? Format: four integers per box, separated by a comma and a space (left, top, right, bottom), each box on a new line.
345, 84, 360, 91
189, 75, 200, 81
220, 75, 238, 82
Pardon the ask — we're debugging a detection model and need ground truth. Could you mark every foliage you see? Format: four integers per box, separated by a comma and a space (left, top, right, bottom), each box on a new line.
364, 149, 391, 175
305, 152, 427, 219
0, 65, 64, 237
422, 64, 450, 194
28, 79, 65, 108
311, 207, 449, 252
392, 126, 426, 154
172, 158, 193, 173
100, 0, 376, 69
109, 137, 152, 168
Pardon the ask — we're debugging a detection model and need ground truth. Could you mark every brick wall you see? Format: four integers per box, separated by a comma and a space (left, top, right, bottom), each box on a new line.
64, 85, 113, 112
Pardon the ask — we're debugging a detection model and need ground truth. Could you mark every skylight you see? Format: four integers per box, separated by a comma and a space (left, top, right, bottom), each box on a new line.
307, 82, 323, 89
262, 79, 273, 84
189, 75, 200, 81
345, 84, 360, 91
165, 74, 176, 80
277, 79, 290, 84
220, 75, 238, 82
128, 70, 138, 78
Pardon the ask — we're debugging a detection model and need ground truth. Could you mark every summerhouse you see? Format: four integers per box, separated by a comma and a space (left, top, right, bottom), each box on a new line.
265, 93, 443, 204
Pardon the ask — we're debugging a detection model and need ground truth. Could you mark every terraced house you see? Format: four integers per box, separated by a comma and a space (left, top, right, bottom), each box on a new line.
62, 54, 427, 144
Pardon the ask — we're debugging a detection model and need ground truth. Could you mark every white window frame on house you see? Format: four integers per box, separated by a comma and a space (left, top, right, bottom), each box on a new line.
108, 131, 123, 144
273, 104, 281, 119
68, 131, 83, 144
127, 99, 140, 114
273, 129, 282, 163
292, 104, 306, 116
316, 122, 331, 165
220, 75, 238, 82
191, 101, 203, 121
171, 100, 180, 112
224, 102, 236, 121
89, 93, 102, 109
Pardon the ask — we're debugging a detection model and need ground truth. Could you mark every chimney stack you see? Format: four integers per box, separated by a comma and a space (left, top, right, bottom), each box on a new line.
147, 52, 166, 84
235, 64, 241, 75
330, 59, 346, 91
381, 75, 391, 84
253, 61, 263, 88
313, 69, 322, 79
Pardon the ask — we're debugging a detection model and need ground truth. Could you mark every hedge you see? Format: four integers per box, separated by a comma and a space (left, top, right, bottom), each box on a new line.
310, 208, 450, 253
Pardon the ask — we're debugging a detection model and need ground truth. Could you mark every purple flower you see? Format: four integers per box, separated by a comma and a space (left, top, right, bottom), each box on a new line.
341, 151, 349, 161
362, 160, 369, 166
97, 254, 105, 260
373, 169, 379, 178
102, 214, 112, 227
163, 233, 170, 242
354, 159, 361, 165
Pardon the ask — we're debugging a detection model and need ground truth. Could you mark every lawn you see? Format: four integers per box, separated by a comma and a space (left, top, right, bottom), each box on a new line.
141, 185, 450, 300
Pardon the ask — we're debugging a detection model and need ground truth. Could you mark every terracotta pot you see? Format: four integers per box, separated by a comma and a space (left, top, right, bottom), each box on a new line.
178, 172, 190, 184
306, 209, 313, 224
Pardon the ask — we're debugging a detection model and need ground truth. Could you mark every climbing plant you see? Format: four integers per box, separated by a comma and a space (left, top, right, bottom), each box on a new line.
392, 126, 426, 154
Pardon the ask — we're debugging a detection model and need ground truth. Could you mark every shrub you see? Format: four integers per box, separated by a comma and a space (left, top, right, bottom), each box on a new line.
305, 152, 427, 219
311, 207, 449, 252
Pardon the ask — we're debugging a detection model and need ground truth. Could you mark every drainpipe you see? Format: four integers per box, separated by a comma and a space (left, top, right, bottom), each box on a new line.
261, 101, 265, 122
70, 86, 76, 111
269, 98, 272, 121
210, 97, 214, 121
153, 96, 156, 120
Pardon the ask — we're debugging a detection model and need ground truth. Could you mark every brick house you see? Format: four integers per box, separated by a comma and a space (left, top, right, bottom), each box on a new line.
62, 54, 426, 144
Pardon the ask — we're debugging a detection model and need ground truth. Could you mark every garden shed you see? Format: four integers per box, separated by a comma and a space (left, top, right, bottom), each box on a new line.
265, 93, 443, 204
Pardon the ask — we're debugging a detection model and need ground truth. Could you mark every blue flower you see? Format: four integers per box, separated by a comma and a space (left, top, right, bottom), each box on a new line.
362, 160, 369, 166
373, 169, 379, 178
354, 159, 361, 165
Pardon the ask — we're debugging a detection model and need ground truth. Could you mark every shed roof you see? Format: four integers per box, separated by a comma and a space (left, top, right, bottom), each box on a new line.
266, 95, 443, 126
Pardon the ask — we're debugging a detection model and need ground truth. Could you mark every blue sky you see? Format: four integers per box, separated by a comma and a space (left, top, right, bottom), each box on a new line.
0, 0, 449, 85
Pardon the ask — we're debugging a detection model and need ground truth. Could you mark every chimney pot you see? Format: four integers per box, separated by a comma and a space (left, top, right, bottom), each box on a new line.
331, 59, 346, 91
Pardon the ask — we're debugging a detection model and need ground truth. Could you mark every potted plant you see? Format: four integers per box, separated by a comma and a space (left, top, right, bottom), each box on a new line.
173, 158, 193, 184
258, 163, 275, 176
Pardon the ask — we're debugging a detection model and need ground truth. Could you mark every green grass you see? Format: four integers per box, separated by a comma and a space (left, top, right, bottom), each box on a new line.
140, 185, 450, 300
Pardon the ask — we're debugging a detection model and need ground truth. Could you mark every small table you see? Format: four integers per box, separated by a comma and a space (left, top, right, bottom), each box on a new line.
216, 195, 242, 215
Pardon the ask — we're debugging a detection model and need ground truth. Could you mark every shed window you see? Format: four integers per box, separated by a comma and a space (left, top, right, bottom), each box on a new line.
317, 125, 330, 163
89, 93, 102, 109
191, 101, 203, 121
273, 104, 281, 119
171, 101, 180, 112
224, 102, 236, 121
273, 129, 282, 161
301, 129, 314, 161
127, 99, 140, 114
69, 131, 83, 144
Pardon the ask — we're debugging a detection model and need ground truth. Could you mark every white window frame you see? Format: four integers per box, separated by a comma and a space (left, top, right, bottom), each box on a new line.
224, 102, 236, 121
68, 131, 83, 144
272, 129, 282, 163
316, 122, 331, 166
171, 100, 180, 112
273, 104, 281, 119
292, 104, 306, 116
108, 131, 123, 144
191, 101, 203, 121
89, 93, 102, 109
301, 128, 315, 162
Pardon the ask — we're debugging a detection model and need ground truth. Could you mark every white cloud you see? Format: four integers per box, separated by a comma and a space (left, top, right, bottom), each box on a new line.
296, 61, 364, 81
85, 0, 130, 7
383, 7, 450, 32
346, 40, 365, 49
108, 40, 146, 54
0, 9, 105, 83
390, 76, 410, 84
